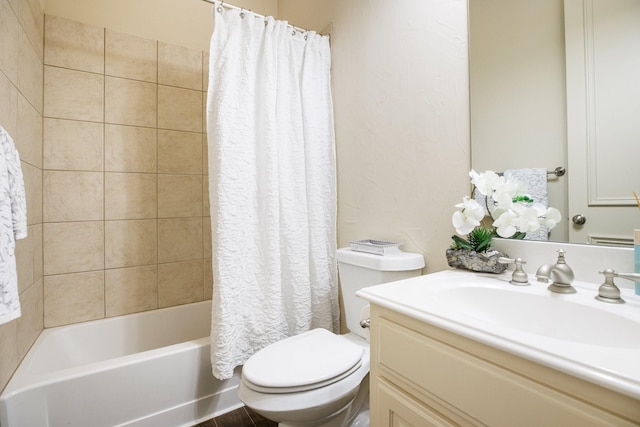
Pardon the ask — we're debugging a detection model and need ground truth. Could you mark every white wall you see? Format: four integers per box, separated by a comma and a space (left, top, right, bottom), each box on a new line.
330, 0, 470, 272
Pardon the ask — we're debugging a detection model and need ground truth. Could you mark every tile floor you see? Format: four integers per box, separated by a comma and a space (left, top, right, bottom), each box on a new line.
194, 406, 277, 427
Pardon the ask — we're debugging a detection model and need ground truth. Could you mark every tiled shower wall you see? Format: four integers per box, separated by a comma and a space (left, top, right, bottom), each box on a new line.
0, 0, 44, 391
42, 15, 213, 327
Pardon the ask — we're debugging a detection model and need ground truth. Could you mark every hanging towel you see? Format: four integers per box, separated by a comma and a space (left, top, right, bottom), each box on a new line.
0, 125, 27, 325
504, 168, 549, 241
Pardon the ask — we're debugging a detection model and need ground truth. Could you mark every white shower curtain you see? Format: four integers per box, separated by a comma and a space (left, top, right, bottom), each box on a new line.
206, 3, 338, 380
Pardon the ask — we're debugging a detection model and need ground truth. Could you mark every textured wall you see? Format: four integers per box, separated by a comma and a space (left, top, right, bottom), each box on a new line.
330, 0, 470, 272
0, 0, 44, 392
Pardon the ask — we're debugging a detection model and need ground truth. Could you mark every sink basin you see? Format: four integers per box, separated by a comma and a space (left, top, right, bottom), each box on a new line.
356, 269, 640, 399
435, 286, 640, 348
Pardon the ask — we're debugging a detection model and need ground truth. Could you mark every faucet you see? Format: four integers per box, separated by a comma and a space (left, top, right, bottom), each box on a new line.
538, 249, 576, 294
596, 269, 640, 304
498, 257, 530, 285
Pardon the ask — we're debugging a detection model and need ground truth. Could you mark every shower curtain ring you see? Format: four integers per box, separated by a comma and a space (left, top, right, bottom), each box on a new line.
240, 8, 245, 18
217, 1, 223, 13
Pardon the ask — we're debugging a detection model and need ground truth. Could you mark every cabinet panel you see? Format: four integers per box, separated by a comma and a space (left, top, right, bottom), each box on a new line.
376, 316, 636, 427
374, 378, 456, 427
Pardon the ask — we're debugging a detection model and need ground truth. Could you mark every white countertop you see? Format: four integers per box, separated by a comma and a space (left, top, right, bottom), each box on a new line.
357, 269, 640, 400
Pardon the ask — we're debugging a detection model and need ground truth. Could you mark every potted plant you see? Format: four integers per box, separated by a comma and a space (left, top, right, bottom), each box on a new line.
447, 170, 561, 273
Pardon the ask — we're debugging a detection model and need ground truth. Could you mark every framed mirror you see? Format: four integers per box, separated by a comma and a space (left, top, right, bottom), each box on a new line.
469, 0, 640, 246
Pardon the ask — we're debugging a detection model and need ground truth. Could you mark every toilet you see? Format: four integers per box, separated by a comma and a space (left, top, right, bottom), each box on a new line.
238, 247, 425, 427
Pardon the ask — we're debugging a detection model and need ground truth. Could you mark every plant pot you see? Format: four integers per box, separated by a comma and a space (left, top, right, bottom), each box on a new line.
445, 248, 508, 274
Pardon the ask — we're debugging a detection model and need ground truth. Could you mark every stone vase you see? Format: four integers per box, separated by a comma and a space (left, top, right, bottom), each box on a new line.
445, 248, 508, 274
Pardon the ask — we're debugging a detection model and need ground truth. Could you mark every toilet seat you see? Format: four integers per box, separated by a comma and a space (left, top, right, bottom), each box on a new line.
242, 328, 364, 394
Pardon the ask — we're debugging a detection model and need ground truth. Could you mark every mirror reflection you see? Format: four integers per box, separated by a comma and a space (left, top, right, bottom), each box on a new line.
469, 0, 640, 247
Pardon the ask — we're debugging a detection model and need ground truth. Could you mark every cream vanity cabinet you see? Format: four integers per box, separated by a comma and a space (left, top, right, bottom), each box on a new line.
369, 304, 640, 426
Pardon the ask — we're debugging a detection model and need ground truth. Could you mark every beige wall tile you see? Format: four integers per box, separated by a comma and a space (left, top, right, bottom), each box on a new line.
0, 0, 19, 85
158, 85, 202, 132
203, 178, 210, 217
158, 260, 203, 308
158, 41, 202, 90
204, 258, 213, 300
44, 66, 104, 122
104, 172, 157, 219
17, 29, 43, 114
105, 30, 157, 83
18, 0, 44, 61
0, 72, 18, 136
105, 265, 158, 317
158, 217, 202, 263
43, 170, 103, 221
16, 94, 43, 168
15, 224, 42, 292
105, 124, 157, 173
201, 89, 206, 137
203, 216, 211, 259
158, 174, 202, 218
21, 162, 42, 225
16, 278, 43, 359
202, 133, 208, 175
157, 129, 202, 174
0, 320, 17, 392
44, 15, 104, 73
105, 76, 157, 127
105, 219, 157, 268
202, 51, 209, 98
44, 118, 103, 171
43, 221, 104, 275
44, 271, 105, 327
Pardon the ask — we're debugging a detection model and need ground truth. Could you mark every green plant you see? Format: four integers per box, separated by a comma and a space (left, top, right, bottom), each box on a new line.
451, 227, 493, 252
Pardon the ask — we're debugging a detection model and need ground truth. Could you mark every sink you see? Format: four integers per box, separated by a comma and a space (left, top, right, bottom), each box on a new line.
435, 286, 640, 348
356, 269, 640, 399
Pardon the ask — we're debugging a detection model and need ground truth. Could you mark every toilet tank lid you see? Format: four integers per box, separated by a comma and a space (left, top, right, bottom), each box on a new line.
336, 248, 425, 271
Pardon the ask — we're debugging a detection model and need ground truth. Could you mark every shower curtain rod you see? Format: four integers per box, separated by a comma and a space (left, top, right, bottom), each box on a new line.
200, 0, 312, 35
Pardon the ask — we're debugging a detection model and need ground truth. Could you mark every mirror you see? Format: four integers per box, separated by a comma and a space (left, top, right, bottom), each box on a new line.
469, 0, 640, 247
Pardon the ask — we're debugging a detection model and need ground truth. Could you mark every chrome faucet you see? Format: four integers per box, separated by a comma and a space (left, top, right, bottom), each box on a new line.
537, 250, 576, 294
596, 269, 640, 304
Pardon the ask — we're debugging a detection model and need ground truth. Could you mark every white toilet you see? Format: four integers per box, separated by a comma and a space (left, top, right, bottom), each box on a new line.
238, 247, 425, 427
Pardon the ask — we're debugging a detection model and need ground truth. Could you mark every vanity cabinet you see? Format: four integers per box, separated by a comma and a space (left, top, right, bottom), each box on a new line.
369, 304, 640, 427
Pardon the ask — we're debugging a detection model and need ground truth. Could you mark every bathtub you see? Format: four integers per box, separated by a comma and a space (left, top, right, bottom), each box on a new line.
0, 300, 242, 427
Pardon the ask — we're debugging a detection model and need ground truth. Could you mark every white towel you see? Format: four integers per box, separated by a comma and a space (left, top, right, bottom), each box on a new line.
504, 168, 549, 241
0, 126, 27, 325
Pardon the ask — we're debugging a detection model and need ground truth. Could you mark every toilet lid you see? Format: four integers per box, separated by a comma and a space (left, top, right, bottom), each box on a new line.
242, 328, 364, 393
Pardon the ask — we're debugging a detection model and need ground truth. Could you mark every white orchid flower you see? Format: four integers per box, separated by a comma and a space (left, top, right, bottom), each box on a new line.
512, 204, 543, 233
492, 209, 518, 237
452, 197, 485, 235
469, 170, 503, 196
541, 207, 562, 228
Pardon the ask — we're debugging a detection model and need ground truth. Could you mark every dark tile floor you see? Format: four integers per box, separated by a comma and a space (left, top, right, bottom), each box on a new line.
194, 406, 277, 427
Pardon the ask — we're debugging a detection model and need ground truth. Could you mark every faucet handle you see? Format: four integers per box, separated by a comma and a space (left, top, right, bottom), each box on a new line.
498, 257, 530, 286
596, 269, 631, 304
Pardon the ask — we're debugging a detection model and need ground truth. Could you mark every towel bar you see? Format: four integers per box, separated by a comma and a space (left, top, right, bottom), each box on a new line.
496, 166, 565, 178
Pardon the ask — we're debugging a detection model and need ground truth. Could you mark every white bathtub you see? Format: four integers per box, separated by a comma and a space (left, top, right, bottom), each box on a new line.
0, 300, 242, 427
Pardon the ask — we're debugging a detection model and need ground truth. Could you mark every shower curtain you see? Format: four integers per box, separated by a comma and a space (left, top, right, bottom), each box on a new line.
206, 3, 338, 380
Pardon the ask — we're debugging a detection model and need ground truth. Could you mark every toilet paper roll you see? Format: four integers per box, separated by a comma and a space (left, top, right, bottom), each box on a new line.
359, 305, 370, 341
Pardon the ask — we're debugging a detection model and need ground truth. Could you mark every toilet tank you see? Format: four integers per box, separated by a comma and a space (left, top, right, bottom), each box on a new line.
336, 248, 425, 338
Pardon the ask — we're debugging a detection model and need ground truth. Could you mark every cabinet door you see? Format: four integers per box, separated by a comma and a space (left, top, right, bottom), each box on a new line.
373, 379, 457, 427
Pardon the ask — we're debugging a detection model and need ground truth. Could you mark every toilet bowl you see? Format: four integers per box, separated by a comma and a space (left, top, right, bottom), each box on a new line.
238, 247, 425, 427
238, 330, 370, 426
